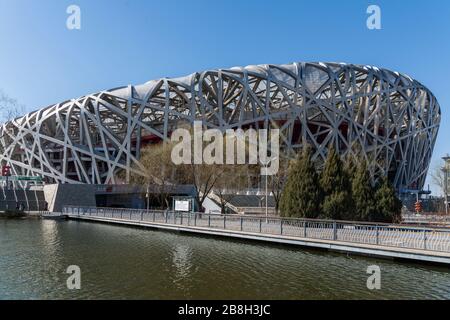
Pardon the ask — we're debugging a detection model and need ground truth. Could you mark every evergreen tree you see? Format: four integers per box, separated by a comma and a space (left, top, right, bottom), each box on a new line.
280, 146, 322, 218
351, 161, 377, 221
320, 147, 353, 220
343, 154, 357, 187
374, 177, 402, 223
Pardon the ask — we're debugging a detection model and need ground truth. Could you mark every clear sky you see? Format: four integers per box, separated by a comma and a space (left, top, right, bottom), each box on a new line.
0, 0, 449, 193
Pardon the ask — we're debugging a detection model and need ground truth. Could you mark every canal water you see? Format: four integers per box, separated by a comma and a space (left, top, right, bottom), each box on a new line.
0, 218, 449, 299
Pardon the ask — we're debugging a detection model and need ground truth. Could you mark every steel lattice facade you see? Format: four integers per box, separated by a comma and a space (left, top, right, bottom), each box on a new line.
0, 62, 441, 190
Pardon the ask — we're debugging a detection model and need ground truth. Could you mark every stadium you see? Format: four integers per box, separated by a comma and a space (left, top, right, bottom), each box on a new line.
0, 62, 441, 195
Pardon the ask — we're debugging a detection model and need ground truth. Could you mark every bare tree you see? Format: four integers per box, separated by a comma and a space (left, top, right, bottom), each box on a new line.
0, 90, 25, 123
431, 161, 448, 197
128, 142, 179, 209
180, 162, 226, 212
174, 127, 236, 212
213, 164, 252, 214
268, 156, 289, 215
0, 90, 26, 158
179, 131, 265, 212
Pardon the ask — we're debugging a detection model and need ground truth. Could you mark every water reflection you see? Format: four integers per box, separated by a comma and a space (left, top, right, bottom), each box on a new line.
39, 220, 59, 254
172, 243, 193, 279
0, 219, 449, 299
171, 243, 194, 295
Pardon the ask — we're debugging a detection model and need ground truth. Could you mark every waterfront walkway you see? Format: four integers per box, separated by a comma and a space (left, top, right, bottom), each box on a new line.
63, 206, 450, 265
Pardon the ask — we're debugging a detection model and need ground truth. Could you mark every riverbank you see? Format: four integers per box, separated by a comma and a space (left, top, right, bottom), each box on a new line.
0, 210, 26, 219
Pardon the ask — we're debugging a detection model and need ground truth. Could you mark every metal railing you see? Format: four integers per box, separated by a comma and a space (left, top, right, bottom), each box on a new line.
402, 214, 450, 224
63, 206, 450, 253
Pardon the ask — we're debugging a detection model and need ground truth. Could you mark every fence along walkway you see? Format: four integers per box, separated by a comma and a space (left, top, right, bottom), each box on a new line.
63, 206, 450, 254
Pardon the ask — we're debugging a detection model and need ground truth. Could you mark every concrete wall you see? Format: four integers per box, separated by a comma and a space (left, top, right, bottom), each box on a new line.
201, 196, 222, 214
43, 184, 96, 212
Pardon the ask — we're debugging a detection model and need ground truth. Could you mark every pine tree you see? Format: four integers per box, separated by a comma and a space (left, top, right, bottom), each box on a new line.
374, 177, 402, 223
351, 161, 377, 221
280, 146, 322, 218
343, 154, 357, 187
320, 147, 353, 220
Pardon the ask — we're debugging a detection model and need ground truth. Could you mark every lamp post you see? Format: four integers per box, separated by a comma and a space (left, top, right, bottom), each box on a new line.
146, 182, 150, 214
260, 156, 278, 223
442, 155, 450, 215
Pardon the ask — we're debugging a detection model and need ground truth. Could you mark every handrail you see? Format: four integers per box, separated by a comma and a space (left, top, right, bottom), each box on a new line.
63, 206, 450, 253
63, 205, 450, 233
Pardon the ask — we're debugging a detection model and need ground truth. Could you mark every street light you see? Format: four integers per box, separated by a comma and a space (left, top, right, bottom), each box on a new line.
146, 182, 150, 214
442, 155, 450, 215
260, 156, 278, 223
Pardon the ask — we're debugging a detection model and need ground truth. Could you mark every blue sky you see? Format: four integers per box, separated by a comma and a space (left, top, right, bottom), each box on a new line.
0, 0, 449, 192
